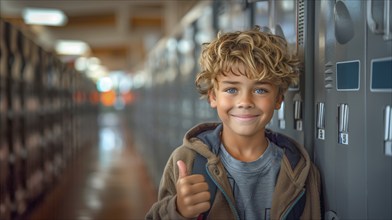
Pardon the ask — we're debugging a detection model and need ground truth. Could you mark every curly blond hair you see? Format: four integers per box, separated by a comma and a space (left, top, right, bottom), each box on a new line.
195, 26, 300, 99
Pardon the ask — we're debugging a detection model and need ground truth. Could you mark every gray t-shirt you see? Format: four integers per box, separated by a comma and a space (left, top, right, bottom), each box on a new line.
219, 138, 284, 220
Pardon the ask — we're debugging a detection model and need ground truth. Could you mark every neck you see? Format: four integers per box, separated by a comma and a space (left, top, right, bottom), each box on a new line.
221, 130, 268, 162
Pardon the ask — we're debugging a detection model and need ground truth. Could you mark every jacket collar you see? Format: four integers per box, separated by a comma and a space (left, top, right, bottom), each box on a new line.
184, 122, 305, 170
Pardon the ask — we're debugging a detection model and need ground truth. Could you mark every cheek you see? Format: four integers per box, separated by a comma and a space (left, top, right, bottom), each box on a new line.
258, 98, 279, 111
211, 96, 230, 111
215, 99, 233, 114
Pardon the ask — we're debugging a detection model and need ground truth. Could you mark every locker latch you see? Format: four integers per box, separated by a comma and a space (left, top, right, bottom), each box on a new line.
317, 102, 325, 140
294, 94, 302, 131
278, 101, 285, 129
385, 105, 392, 156
338, 104, 349, 145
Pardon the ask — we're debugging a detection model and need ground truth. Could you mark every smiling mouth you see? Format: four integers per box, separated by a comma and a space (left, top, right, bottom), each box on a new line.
231, 114, 259, 121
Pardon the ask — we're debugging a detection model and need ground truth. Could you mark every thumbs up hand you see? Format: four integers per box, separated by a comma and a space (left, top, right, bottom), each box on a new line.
176, 160, 211, 218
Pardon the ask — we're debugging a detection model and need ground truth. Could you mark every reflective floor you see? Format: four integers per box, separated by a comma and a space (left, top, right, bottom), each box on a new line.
28, 112, 157, 220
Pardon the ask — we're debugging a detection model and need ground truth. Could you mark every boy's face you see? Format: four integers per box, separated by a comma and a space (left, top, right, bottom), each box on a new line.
209, 70, 282, 139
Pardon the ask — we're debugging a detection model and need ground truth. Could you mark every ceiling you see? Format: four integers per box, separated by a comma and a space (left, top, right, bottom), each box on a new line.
0, 0, 199, 73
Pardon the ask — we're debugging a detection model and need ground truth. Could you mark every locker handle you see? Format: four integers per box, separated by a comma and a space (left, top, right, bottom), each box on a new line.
384, 0, 391, 40
339, 104, 349, 132
294, 100, 302, 120
367, 0, 383, 34
317, 102, 325, 129
385, 105, 392, 141
278, 101, 285, 120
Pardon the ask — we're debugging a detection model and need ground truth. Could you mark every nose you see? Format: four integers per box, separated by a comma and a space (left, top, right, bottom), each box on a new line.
237, 92, 254, 109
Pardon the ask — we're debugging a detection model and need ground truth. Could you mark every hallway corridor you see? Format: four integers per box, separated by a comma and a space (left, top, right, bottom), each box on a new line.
27, 112, 157, 220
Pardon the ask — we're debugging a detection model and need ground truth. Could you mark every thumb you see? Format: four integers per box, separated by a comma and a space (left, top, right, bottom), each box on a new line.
177, 160, 188, 179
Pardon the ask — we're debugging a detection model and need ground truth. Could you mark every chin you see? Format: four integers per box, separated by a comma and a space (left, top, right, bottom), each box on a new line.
231, 127, 263, 137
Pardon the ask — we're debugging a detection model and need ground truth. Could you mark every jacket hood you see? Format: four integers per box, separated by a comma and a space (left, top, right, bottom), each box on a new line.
183, 122, 311, 187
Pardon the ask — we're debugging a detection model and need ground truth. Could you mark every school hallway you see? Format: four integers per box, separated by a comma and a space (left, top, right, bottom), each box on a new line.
27, 111, 157, 220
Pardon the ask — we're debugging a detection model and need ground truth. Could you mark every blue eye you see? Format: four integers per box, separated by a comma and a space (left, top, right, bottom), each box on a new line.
255, 88, 267, 94
225, 88, 237, 94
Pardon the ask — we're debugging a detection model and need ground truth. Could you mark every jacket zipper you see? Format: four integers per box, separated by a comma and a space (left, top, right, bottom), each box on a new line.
280, 188, 306, 220
206, 167, 240, 220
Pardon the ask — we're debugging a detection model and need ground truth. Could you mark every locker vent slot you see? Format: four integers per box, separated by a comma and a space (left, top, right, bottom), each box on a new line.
297, 0, 305, 47
324, 62, 334, 90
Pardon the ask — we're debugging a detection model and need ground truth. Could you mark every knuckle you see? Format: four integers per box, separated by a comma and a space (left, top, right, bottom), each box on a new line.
183, 197, 192, 206
177, 178, 186, 185
185, 206, 195, 215
183, 187, 191, 195
180, 187, 189, 196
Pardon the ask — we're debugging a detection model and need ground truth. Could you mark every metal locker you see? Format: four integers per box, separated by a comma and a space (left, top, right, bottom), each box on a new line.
314, 0, 369, 219
0, 128, 11, 220
365, 0, 392, 218
264, 0, 314, 154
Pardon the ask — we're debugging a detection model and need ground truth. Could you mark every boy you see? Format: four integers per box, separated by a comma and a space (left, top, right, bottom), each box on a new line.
146, 26, 321, 220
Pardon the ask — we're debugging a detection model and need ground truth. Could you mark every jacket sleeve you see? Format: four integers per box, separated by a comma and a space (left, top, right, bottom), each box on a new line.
301, 163, 322, 220
145, 148, 195, 220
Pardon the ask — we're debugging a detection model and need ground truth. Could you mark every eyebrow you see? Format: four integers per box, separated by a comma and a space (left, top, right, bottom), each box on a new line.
220, 80, 271, 85
220, 81, 239, 85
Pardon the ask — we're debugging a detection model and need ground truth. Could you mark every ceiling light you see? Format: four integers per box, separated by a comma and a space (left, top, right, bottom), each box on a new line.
97, 77, 113, 92
55, 40, 90, 55
23, 8, 67, 26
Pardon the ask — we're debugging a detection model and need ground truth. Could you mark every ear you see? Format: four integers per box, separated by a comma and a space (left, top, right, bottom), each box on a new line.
275, 94, 284, 110
208, 90, 217, 108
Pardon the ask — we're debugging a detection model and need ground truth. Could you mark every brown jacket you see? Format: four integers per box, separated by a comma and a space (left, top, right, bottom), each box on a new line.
146, 123, 321, 220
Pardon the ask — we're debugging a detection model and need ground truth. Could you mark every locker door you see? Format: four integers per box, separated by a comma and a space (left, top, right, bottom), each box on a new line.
366, 0, 392, 218
314, 1, 367, 219
267, 0, 313, 152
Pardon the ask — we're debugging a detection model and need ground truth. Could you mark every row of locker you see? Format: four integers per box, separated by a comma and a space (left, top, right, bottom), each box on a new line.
312, 1, 391, 219
0, 19, 99, 220
131, 0, 392, 219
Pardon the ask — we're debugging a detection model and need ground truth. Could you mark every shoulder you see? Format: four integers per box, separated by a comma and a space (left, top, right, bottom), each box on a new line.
171, 145, 198, 163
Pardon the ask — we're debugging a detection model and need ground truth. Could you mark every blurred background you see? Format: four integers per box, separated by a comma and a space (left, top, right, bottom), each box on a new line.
1, 0, 392, 220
